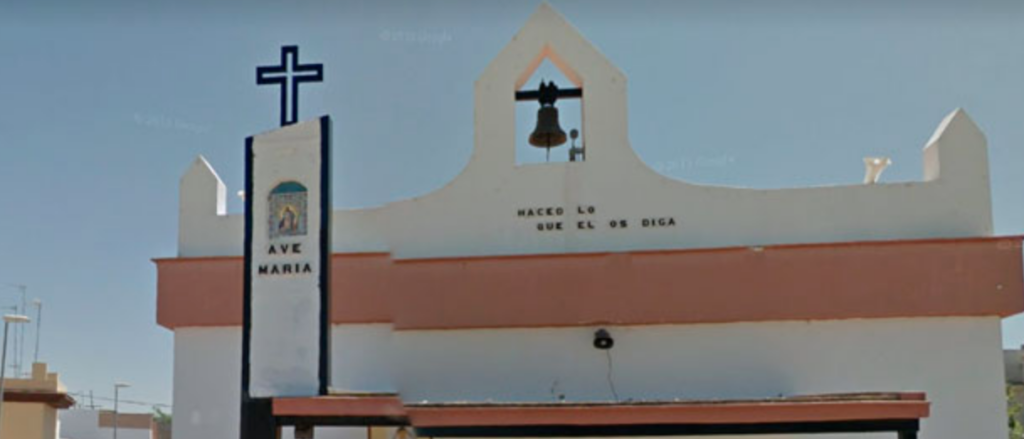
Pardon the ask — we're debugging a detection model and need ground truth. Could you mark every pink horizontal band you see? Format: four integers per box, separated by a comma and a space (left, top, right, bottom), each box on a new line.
156, 236, 1024, 330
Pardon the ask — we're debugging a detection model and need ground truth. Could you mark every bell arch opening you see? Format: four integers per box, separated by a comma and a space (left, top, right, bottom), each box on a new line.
515, 48, 584, 165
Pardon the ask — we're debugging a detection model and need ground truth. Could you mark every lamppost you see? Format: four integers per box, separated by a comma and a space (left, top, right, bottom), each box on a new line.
0, 308, 12, 380
0, 314, 31, 439
113, 382, 131, 439
2, 286, 26, 378
30, 300, 41, 364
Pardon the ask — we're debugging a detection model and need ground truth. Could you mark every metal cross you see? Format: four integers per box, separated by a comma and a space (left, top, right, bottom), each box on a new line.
256, 45, 324, 126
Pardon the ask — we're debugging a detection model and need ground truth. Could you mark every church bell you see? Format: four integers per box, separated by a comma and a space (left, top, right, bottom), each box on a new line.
528, 81, 568, 151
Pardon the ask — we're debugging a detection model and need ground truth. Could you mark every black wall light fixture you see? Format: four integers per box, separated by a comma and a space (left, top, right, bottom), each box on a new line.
593, 328, 614, 350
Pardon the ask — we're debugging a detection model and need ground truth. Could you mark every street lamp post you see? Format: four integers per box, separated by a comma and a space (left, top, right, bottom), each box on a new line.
113, 382, 131, 439
16, 292, 24, 378
10, 287, 25, 379
0, 308, 12, 379
30, 300, 41, 364
0, 314, 31, 439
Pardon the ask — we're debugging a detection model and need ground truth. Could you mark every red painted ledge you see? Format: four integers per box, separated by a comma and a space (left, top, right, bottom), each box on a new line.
274, 394, 407, 418
270, 392, 929, 426
156, 236, 1024, 330
4, 390, 76, 409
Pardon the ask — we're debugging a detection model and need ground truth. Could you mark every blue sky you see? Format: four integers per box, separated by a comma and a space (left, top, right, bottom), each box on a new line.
1, 0, 1023, 411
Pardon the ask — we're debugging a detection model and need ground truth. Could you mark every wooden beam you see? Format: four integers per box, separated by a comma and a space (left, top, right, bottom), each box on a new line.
515, 88, 582, 101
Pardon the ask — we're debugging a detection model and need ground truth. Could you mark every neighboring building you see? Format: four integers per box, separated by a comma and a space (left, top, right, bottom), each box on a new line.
60, 409, 155, 439
155, 4, 1024, 439
1, 362, 74, 439
153, 415, 171, 439
1006, 347, 1024, 429
1006, 348, 1022, 384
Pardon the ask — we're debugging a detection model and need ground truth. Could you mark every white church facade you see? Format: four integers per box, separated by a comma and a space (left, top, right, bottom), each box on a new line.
155, 4, 1023, 439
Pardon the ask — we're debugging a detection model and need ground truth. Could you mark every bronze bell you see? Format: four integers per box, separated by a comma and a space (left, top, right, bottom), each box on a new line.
529, 81, 567, 149
529, 106, 567, 148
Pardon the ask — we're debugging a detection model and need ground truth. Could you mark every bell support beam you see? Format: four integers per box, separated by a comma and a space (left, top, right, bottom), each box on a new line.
515, 88, 583, 101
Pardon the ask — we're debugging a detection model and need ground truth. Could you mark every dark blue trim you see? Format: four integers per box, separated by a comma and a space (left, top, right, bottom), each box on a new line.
240, 136, 256, 439
242, 136, 254, 399
318, 115, 332, 396
270, 181, 308, 194
240, 397, 277, 439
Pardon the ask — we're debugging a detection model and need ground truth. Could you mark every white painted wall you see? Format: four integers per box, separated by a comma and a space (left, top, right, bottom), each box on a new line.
101, 426, 150, 439
248, 119, 327, 398
178, 156, 240, 258
59, 409, 152, 439
179, 105, 993, 262
173, 326, 395, 439
391, 317, 1008, 439
178, 5, 992, 262
60, 410, 101, 439
168, 5, 1008, 439
172, 327, 240, 439
172, 318, 1007, 439
331, 324, 396, 393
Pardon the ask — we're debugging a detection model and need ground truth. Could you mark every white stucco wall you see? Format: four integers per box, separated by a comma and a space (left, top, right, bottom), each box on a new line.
173, 317, 1007, 439
173, 327, 240, 439
101, 427, 150, 439
180, 104, 992, 262
331, 324, 396, 393
173, 327, 390, 439
59, 409, 152, 439
167, 5, 1011, 439
60, 410, 101, 439
177, 5, 993, 262
248, 119, 328, 398
392, 317, 1009, 439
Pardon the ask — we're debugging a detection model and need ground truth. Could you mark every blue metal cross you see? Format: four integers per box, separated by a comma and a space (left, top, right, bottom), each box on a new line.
256, 45, 324, 127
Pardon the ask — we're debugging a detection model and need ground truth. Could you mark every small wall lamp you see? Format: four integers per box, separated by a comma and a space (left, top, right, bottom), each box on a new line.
593, 328, 614, 350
